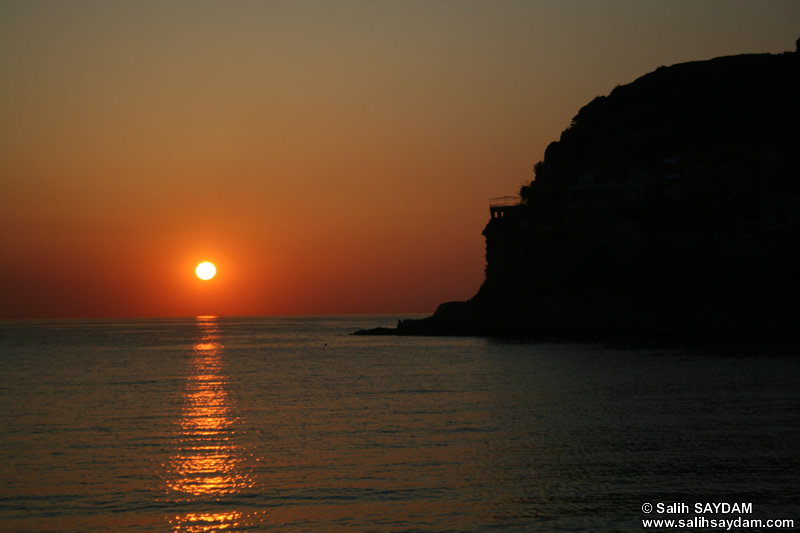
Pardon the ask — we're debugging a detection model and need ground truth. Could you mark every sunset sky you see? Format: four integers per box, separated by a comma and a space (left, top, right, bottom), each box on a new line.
1, 1, 798, 319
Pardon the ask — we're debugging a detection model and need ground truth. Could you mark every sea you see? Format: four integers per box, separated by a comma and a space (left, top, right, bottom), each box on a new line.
0, 315, 797, 532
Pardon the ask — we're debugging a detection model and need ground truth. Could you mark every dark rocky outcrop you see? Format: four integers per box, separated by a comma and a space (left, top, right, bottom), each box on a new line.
356, 48, 800, 337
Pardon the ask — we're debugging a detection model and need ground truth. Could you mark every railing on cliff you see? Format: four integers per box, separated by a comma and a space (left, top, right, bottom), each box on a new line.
489, 196, 523, 219
489, 196, 521, 208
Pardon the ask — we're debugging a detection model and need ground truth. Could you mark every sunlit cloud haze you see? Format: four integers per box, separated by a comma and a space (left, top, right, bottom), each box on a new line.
1, 0, 798, 318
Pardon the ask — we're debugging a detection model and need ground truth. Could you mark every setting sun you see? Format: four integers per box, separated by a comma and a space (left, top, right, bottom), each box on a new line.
196, 262, 216, 281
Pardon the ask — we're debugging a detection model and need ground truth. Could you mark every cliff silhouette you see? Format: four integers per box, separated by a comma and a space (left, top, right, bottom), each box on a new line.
358, 46, 800, 337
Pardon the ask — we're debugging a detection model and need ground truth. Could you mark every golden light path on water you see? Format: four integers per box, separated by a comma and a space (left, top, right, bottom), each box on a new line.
166, 316, 259, 532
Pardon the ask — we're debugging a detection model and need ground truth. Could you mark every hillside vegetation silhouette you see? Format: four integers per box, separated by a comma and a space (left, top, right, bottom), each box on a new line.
360, 44, 800, 337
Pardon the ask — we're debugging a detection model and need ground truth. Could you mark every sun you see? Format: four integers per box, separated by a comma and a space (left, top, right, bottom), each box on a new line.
196, 262, 216, 280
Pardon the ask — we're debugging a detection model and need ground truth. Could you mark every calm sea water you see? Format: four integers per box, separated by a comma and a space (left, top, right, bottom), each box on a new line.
0, 316, 797, 532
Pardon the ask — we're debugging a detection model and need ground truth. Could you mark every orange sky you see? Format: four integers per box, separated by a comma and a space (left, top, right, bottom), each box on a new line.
1, 1, 798, 319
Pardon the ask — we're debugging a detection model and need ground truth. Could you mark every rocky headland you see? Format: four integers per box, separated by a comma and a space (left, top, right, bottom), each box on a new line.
356, 45, 800, 337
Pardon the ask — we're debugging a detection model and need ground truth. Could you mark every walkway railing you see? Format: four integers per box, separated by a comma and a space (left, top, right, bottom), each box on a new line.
490, 196, 521, 208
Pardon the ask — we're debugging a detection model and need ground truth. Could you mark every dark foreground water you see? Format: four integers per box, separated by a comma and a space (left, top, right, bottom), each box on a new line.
0, 316, 797, 532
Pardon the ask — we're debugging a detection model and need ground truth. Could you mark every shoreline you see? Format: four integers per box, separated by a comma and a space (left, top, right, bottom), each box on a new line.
353, 300, 800, 342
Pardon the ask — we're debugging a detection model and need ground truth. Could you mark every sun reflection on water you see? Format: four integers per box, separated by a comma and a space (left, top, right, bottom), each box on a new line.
166, 316, 257, 531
